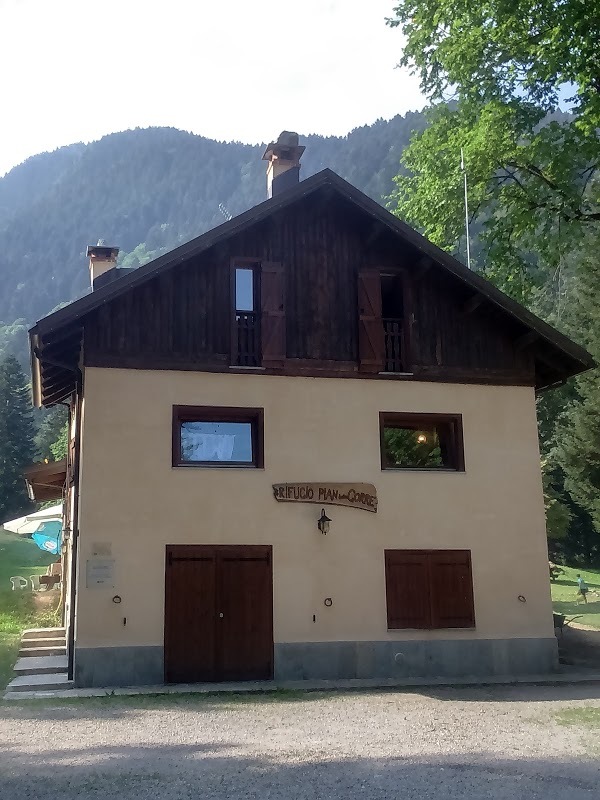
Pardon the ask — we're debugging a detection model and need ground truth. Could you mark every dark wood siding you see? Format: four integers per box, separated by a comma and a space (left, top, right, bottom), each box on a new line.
85, 255, 230, 368
226, 198, 363, 362
83, 189, 536, 384
409, 269, 531, 376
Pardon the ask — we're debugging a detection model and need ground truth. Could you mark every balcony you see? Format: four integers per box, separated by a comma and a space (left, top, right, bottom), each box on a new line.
235, 311, 260, 367
383, 318, 404, 373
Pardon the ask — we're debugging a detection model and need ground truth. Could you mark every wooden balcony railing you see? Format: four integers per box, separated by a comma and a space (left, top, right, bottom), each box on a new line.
383, 318, 404, 372
235, 312, 260, 366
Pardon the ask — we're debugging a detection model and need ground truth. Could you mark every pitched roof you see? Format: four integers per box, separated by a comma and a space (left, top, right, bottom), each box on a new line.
29, 168, 594, 404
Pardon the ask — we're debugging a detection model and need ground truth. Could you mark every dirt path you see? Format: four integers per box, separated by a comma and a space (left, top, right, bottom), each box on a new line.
1, 684, 599, 799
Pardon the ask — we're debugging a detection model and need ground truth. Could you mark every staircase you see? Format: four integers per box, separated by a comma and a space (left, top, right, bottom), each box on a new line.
4, 627, 73, 696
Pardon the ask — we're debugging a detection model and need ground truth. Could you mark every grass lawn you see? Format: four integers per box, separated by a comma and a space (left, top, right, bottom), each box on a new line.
551, 564, 600, 629
555, 707, 600, 728
0, 529, 59, 689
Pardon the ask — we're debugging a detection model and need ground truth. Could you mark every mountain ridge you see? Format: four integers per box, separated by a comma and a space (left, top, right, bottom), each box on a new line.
0, 112, 427, 364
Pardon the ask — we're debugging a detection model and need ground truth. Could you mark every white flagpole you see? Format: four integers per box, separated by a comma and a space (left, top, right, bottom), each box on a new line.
461, 147, 472, 270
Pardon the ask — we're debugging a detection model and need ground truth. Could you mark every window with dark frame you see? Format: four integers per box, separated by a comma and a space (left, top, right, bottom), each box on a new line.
379, 412, 464, 471
233, 263, 261, 367
172, 406, 264, 468
384, 549, 475, 630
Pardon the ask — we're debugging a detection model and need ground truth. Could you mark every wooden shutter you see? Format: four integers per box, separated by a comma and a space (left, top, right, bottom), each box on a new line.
358, 269, 384, 372
261, 261, 286, 368
429, 550, 475, 629
385, 550, 432, 629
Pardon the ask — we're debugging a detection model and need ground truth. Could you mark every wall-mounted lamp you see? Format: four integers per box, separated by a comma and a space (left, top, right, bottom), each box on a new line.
317, 508, 332, 535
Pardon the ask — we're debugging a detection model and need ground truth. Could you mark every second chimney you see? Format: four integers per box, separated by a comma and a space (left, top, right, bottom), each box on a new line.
262, 131, 305, 199
87, 241, 120, 290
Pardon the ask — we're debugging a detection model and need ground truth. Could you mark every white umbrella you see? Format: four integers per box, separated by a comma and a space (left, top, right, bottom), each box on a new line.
2, 504, 63, 536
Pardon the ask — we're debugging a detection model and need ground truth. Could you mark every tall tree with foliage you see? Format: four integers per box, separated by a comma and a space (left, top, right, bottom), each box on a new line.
554, 232, 600, 534
386, 0, 600, 558
0, 356, 35, 522
387, 0, 600, 299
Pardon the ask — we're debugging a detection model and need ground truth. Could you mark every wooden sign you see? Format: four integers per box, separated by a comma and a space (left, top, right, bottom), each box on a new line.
273, 483, 377, 513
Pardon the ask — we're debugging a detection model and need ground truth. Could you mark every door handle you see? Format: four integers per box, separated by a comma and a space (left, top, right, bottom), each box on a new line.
219, 612, 224, 618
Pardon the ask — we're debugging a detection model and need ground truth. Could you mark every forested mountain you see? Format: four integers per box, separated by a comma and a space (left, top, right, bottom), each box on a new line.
0, 113, 426, 364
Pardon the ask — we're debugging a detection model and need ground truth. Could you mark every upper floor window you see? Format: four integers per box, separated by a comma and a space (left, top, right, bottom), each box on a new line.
358, 269, 408, 374
231, 260, 286, 370
235, 268, 256, 312
233, 264, 261, 367
172, 406, 264, 468
381, 274, 405, 373
379, 412, 464, 471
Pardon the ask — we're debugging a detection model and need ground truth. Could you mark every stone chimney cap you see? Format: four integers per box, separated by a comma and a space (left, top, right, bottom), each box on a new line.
262, 131, 305, 163
86, 244, 119, 260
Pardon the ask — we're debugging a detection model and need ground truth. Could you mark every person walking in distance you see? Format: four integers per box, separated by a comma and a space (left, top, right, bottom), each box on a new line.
577, 574, 589, 604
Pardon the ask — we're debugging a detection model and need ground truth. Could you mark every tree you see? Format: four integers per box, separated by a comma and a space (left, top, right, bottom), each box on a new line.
386, 1, 600, 558
50, 424, 68, 462
554, 236, 600, 534
35, 405, 68, 461
0, 356, 35, 522
387, 1, 600, 298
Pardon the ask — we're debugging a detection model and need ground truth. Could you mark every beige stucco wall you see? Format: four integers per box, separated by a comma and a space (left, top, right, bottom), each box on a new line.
75, 367, 553, 648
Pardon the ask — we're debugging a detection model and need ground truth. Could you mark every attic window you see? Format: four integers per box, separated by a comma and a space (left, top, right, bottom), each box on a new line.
236, 268, 255, 312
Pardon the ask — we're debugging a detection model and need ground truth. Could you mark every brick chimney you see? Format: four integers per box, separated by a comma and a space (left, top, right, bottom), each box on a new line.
262, 131, 305, 199
87, 240, 120, 290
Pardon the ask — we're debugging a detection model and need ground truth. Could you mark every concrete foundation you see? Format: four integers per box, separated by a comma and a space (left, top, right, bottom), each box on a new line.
74, 646, 164, 688
74, 637, 558, 688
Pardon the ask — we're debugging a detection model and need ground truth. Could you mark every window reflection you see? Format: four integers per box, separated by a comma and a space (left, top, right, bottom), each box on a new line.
181, 421, 253, 463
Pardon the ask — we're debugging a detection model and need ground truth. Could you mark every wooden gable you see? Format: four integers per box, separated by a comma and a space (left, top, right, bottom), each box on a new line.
82, 190, 536, 385
30, 170, 593, 406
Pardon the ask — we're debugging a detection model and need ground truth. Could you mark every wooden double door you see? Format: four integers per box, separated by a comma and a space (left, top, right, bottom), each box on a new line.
164, 545, 273, 683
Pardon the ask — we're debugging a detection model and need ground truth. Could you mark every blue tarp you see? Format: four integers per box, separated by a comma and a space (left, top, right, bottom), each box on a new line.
31, 520, 62, 555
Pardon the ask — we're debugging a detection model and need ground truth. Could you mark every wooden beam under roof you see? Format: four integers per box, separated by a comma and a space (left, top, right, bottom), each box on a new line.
462, 294, 484, 314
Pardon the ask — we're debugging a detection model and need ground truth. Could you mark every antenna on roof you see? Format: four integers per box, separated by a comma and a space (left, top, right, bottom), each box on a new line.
460, 148, 472, 270
218, 203, 232, 222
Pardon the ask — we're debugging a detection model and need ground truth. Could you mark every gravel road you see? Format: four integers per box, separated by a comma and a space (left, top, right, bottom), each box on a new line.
1, 684, 599, 799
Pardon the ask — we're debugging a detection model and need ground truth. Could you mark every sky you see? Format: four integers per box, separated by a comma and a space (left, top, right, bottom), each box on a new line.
0, 0, 425, 177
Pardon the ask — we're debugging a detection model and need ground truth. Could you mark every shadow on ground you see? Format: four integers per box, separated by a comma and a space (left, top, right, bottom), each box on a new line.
3, 683, 600, 721
0, 743, 598, 800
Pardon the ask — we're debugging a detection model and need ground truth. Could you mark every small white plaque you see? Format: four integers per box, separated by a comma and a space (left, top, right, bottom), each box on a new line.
86, 558, 115, 588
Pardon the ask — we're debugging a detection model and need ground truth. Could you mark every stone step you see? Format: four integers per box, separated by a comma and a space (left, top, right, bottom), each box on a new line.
19, 645, 66, 658
21, 627, 66, 640
19, 637, 66, 650
13, 655, 68, 675
5, 673, 73, 693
